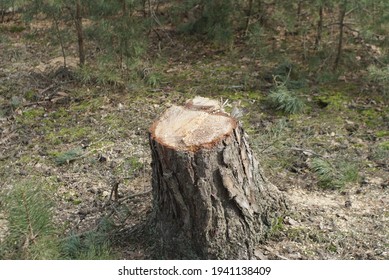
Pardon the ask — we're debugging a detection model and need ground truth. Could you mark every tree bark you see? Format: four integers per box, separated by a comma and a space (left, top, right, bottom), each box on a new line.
314, 4, 323, 50
244, 0, 254, 37
74, 0, 85, 67
149, 97, 286, 259
334, 1, 347, 70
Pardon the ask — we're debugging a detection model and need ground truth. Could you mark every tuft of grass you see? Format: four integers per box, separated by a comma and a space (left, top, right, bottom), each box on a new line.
61, 217, 117, 260
143, 72, 161, 88
75, 65, 123, 87
266, 216, 285, 239
311, 158, 336, 188
267, 85, 305, 114
311, 158, 360, 189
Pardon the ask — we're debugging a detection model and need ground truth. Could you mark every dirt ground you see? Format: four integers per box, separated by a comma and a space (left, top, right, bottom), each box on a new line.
0, 19, 388, 260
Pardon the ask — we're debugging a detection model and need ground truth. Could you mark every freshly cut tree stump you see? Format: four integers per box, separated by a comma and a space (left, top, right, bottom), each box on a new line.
149, 97, 286, 259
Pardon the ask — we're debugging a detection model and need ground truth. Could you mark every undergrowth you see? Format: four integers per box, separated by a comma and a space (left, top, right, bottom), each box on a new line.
0, 181, 117, 260
311, 158, 359, 189
367, 65, 389, 96
0, 181, 59, 259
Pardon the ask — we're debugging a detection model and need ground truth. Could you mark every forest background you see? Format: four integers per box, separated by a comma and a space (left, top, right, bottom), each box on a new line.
0, 0, 388, 260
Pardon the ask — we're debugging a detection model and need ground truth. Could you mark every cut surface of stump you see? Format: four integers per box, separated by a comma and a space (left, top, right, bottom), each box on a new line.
149, 97, 286, 259
151, 105, 235, 150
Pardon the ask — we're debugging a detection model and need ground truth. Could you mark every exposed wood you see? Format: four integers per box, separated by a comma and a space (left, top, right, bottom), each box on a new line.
149, 97, 286, 259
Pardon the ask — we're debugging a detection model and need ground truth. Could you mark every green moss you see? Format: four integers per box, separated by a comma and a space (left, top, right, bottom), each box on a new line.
267, 216, 284, 238
376, 131, 389, 138
70, 95, 104, 113
128, 156, 142, 171
63, 190, 79, 202
24, 90, 38, 102
16, 108, 45, 125
361, 108, 381, 127
23, 108, 45, 118
18, 155, 38, 164
46, 126, 92, 145
379, 141, 389, 150
51, 108, 69, 119
316, 91, 350, 110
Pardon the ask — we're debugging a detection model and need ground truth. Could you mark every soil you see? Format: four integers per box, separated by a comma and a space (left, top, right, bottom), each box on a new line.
0, 18, 388, 260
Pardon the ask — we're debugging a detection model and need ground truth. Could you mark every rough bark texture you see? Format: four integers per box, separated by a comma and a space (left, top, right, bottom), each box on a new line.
149, 98, 286, 259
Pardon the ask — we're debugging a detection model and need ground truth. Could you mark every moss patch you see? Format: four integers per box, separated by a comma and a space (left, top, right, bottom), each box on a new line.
16, 108, 45, 126
316, 91, 350, 110
46, 126, 93, 145
379, 141, 389, 150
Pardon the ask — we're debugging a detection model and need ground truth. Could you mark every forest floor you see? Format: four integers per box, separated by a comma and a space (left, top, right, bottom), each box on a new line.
0, 19, 388, 260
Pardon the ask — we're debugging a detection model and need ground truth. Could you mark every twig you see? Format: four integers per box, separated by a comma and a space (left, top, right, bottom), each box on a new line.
116, 189, 152, 203
290, 147, 324, 157
259, 139, 280, 153
109, 179, 119, 202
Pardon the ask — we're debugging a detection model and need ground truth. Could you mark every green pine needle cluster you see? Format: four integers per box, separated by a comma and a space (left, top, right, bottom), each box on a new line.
0, 182, 60, 259
311, 158, 336, 188
268, 85, 305, 114
0, 181, 116, 260
62, 217, 117, 260
311, 158, 359, 189
62, 233, 115, 260
367, 65, 389, 96
53, 148, 84, 165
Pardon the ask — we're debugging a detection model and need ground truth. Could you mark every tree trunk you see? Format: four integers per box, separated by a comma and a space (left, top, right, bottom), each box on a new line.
149, 97, 286, 259
244, 0, 254, 37
121, 0, 128, 15
75, 0, 85, 67
53, 15, 67, 68
314, 4, 323, 50
334, 1, 347, 70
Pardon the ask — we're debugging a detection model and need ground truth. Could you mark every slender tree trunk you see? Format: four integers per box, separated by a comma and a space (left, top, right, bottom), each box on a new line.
315, 4, 323, 50
121, 0, 128, 15
334, 1, 347, 70
244, 0, 254, 36
296, 0, 303, 30
74, 0, 85, 67
142, 0, 147, 17
53, 15, 67, 68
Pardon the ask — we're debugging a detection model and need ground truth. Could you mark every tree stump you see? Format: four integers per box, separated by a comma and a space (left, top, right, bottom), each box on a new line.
149, 97, 286, 259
